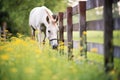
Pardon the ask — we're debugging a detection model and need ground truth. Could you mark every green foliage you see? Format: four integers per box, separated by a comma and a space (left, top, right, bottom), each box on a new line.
44, 0, 67, 13
0, 0, 66, 35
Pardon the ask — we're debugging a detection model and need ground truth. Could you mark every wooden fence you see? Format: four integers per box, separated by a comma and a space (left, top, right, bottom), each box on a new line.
0, 22, 7, 40
58, 0, 120, 72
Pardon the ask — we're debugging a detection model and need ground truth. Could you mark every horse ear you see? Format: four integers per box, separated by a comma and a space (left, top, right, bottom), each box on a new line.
46, 16, 49, 24
52, 15, 58, 22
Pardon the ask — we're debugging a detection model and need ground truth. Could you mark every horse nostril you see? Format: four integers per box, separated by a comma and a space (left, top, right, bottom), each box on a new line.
52, 45, 58, 49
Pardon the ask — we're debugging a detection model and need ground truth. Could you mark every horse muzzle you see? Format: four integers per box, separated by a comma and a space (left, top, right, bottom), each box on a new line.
52, 44, 58, 49
49, 38, 58, 49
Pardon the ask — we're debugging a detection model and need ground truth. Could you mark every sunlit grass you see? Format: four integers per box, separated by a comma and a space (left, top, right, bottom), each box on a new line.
0, 34, 119, 80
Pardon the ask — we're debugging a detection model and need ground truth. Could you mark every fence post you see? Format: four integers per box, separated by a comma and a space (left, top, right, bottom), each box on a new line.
0, 27, 1, 39
104, 0, 114, 72
58, 12, 64, 55
3, 23, 6, 40
78, 1, 87, 58
1, 22, 7, 41
67, 7, 73, 60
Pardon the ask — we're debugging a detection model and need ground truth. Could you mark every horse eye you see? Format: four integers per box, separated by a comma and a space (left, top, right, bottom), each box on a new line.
48, 30, 51, 33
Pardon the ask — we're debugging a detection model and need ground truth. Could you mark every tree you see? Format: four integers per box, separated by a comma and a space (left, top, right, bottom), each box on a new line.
0, 0, 67, 35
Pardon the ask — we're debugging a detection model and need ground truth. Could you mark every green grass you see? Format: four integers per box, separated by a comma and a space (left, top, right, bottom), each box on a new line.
64, 30, 120, 46
0, 35, 119, 80
87, 52, 120, 76
73, 48, 120, 70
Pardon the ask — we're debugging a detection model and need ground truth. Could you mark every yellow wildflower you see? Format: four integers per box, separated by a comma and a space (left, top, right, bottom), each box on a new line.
14, 39, 23, 45
29, 39, 36, 44
35, 49, 41, 54
59, 45, 64, 50
109, 69, 115, 75
83, 31, 87, 35
1, 54, 9, 60
17, 33, 23, 38
64, 46, 67, 49
90, 48, 98, 53
5, 30, 8, 32
10, 37, 17, 41
7, 33, 12, 36
0, 38, 6, 41
59, 41, 64, 45
1, 34, 6, 37
6, 48, 13, 52
0, 46, 4, 51
51, 57, 57, 62
77, 56, 84, 60
22, 42, 27, 47
80, 46, 83, 51
80, 37, 82, 41
10, 68, 17, 73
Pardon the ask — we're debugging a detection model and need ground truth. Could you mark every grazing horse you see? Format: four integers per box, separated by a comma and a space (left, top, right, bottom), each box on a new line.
29, 6, 59, 49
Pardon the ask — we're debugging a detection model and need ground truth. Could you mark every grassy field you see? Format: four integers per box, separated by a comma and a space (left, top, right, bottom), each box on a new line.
0, 34, 120, 80
64, 30, 120, 46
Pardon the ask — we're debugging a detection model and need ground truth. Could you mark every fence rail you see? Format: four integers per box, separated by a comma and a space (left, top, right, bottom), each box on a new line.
65, 40, 120, 58
63, 0, 119, 18
64, 18, 120, 31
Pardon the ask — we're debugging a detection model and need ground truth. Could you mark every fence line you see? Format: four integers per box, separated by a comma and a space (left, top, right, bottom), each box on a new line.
64, 17, 120, 31
58, 0, 120, 72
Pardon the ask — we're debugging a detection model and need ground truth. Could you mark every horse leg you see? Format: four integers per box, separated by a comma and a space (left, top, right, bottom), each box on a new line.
31, 26, 35, 40
37, 29, 42, 44
40, 23, 46, 44
43, 31, 46, 44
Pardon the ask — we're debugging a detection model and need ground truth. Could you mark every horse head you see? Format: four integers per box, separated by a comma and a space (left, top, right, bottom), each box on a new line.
45, 10, 59, 49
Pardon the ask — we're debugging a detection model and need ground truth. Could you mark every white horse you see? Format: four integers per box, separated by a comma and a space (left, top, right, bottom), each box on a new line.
29, 6, 59, 49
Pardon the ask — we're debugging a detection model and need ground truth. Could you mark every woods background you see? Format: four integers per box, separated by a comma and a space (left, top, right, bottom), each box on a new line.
0, 0, 67, 35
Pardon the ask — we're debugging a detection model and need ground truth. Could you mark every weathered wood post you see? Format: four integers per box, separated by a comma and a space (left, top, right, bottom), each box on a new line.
1, 21, 7, 41
58, 12, 64, 55
104, 0, 114, 72
78, 1, 87, 58
67, 7, 73, 60
0, 27, 1, 39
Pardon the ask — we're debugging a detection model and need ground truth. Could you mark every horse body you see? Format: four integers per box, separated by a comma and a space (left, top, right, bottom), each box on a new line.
29, 6, 58, 49
29, 6, 52, 30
